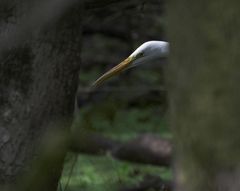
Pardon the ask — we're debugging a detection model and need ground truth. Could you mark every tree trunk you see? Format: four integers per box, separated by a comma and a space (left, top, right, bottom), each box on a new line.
0, 1, 82, 191
167, 1, 240, 191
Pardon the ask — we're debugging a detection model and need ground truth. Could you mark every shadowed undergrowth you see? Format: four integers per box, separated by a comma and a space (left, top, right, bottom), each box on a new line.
61, 94, 172, 191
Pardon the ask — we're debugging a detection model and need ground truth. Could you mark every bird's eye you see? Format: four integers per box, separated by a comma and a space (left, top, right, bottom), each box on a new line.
137, 52, 144, 58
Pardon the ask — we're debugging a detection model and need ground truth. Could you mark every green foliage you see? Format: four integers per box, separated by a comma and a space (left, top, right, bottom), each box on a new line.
69, 27, 170, 190
64, 95, 171, 191
60, 154, 171, 191
75, 98, 171, 140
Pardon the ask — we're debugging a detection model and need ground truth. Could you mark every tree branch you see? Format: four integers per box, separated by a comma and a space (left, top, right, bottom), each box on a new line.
70, 130, 172, 166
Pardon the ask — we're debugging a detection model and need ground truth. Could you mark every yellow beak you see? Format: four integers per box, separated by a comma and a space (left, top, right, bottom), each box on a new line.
92, 56, 134, 87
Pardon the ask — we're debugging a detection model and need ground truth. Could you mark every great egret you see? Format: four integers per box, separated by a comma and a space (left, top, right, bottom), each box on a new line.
92, 41, 169, 87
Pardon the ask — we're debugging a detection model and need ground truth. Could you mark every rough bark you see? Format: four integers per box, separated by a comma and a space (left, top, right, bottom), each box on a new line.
167, 1, 240, 191
0, 1, 82, 191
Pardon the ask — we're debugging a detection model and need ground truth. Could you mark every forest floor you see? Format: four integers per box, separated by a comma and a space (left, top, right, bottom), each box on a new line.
60, 98, 172, 191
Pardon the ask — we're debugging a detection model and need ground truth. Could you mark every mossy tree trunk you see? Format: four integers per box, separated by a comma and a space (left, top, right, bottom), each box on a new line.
0, 1, 82, 191
167, 1, 240, 190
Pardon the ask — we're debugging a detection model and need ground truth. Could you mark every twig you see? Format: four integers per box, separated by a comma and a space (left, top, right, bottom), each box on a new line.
63, 154, 78, 191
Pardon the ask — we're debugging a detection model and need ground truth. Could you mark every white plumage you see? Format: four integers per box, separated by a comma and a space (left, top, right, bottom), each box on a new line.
93, 41, 169, 87
129, 41, 169, 68
131, 41, 169, 58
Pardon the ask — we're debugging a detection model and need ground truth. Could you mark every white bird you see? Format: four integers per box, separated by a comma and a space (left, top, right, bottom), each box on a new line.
92, 41, 169, 87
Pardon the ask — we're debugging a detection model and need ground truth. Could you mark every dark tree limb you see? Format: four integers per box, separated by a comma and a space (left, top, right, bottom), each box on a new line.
83, 25, 129, 41
70, 131, 172, 167
119, 174, 172, 191
112, 134, 172, 166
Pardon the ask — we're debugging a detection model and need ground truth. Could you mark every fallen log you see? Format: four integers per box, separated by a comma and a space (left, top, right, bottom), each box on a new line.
112, 134, 172, 166
118, 174, 172, 191
70, 130, 120, 154
70, 130, 172, 167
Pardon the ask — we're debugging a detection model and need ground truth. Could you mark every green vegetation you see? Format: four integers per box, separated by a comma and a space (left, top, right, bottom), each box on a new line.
61, 154, 171, 191
75, 102, 171, 140
61, 90, 171, 191
60, 48, 171, 190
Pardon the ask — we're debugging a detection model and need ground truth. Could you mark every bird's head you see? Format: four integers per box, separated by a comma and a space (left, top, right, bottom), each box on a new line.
92, 41, 169, 87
